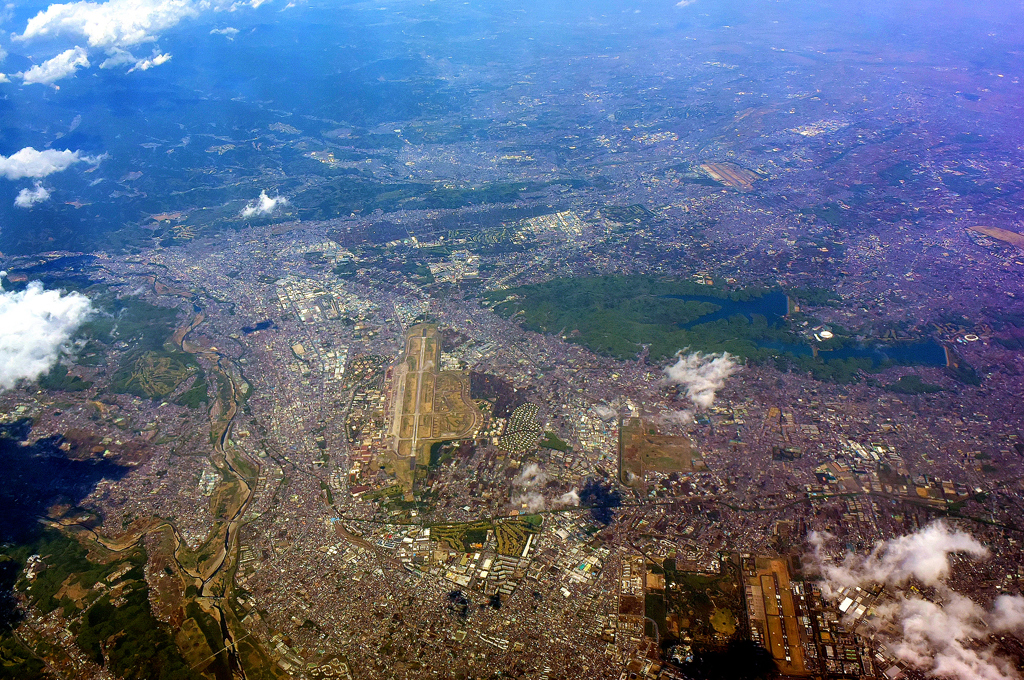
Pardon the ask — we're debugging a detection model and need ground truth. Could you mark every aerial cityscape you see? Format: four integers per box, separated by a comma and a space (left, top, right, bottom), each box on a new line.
0, 1, 1022, 679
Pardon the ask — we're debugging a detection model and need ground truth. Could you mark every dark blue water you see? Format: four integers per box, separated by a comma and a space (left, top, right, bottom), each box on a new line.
665, 291, 947, 368
828, 341, 948, 366
242, 320, 276, 334
764, 340, 947, 367
663, 291, 789, 329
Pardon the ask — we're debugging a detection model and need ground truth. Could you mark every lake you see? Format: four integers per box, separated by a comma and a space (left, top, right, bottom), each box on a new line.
664, 291, 790, 329
666, 291, 947, 368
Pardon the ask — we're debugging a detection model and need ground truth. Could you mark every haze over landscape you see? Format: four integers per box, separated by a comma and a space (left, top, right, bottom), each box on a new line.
0, 1, 1023, 679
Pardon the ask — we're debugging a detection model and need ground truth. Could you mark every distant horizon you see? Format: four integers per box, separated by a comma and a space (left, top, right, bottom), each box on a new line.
0, 0, 1021, 679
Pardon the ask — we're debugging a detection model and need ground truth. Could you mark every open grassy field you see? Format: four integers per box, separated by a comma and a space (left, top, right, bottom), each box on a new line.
620, 418, 705, 489
970, 225, 1024, 248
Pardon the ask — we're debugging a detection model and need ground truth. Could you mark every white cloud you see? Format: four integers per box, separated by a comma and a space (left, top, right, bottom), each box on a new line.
990, 595, 1024, 633
14, 182, 51, 208
98, 46, 169, 71
809, 520, 988, 592
809, 522, 1024, 680
556, 490, 580, 507
0, 281, 94, 391
662, 351, 740, 410
0, 147, 100, 180
517, 492, 544, 512
128, 50, 170, 71
98, 47, 135, 68
676, 0, 699, 6
516, 463, 546, 487
16, 0, 267, 82
0, 73, 9, 83
240, 190, 288, 218
210, 26, 239, 38
657, 409, 693, 426
880, 593, 1020, 680
513, 463, 548, 512
19, 0, 200, 49
22, 45, 89, 85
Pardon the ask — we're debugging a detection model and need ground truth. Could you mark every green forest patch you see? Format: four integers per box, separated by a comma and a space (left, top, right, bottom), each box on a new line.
885, 374, 944, 394
484, 275, 788, 361
2, 529, 199, 680
662, 566, 744, 645
539, 431, 570, 452
37, 363, 92, 392
61, 294, 201, 399
485, 275, 949, 384
92, 298, 199, 399
175, 370, 211, 408
292, 178, 572, 221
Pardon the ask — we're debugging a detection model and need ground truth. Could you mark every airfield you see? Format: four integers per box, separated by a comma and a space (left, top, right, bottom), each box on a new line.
384, 324, 482, 498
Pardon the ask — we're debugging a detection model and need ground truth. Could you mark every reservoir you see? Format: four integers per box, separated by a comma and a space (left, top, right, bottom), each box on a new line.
664, 291, 790, 329
823, 341, 948, 366
664, 291, 947, 368
762, 339, 947, 367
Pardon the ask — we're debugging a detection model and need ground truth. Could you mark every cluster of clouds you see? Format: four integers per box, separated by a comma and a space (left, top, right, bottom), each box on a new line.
660, 350, 741, 424
240, 190, 288, 218
21, 45, 90, 85
20, 0, 201, 49
99, 48, 172, 72
1, 0, 273, 86
589, 352, 740, 429
0, 147, 104, 207
0, 279, 95, 391
0, 147, 101, 180
511, 463, 579, 512
513, 463, 547, 512
210, 26, 239, 39
15, 183, 52, 208
809, 521, 1024, 680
